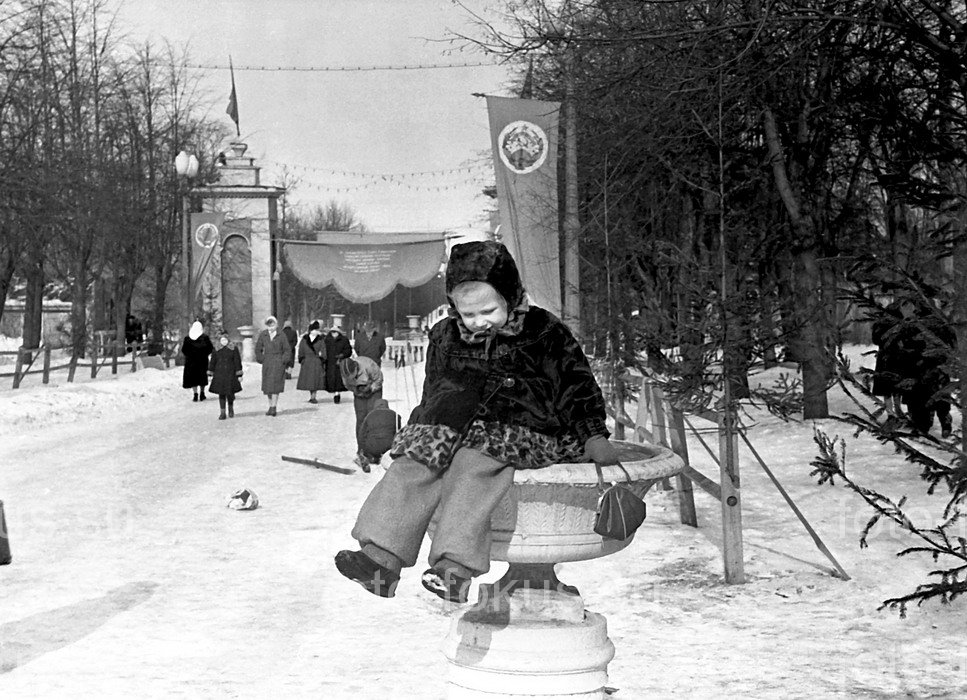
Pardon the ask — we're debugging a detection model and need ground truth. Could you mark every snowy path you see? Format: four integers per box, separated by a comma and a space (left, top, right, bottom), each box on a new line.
1, 359, 966, 698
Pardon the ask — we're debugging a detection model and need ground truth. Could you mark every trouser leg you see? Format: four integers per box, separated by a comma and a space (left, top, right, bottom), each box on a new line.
428, 447, 514, 576
352, 456, 442, 568
219, 395, 227, 409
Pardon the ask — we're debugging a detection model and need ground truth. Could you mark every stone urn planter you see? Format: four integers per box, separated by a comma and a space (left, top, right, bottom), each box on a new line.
430, 441, 684, 699
237, 325, 256, 363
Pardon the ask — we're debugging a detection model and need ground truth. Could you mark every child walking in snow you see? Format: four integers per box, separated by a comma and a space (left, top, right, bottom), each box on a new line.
208, 333, 243, 419
335, 240, 618, 602
338, 356, 384, 472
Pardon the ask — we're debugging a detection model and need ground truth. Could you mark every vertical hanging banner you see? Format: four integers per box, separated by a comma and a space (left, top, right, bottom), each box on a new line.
190, 212, 226, 304
486, 95, 562, 318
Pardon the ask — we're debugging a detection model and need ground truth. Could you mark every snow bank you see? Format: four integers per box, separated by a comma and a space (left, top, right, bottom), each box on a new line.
0, 360, 260, 433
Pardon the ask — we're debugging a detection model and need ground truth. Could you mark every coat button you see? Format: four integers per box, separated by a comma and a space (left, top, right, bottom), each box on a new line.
502, 377, 515, 387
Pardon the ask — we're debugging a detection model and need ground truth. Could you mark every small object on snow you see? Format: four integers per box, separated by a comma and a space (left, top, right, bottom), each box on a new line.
281, 455, 355, 475
226, 488, 259, 511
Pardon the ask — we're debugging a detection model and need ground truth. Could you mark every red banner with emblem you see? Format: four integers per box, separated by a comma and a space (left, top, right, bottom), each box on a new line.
486, 96, 562, 318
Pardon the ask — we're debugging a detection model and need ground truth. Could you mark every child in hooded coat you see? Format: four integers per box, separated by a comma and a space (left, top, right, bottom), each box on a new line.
208, 333, 243, 419
335, 240, 618, 602
338, 355, 384, 472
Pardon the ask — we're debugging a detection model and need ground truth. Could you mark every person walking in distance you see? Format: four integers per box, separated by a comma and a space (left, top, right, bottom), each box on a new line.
181, 320, 213, 402
354, 320, 386, 365
282, 319, 298, 380
255, 316, 290, 416
297, 321, 327, 403
208, 332, 243, 419
323, 324, 353, 403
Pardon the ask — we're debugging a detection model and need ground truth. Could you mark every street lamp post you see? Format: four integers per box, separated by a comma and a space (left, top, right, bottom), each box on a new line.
175, 150, 200, 337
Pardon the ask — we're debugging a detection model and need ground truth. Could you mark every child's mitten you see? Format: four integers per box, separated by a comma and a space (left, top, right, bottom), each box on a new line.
584, 435, 619, 465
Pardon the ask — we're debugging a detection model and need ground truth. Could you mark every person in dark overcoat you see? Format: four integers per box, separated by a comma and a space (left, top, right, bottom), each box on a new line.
871, 299, 908, 421
282, 319, 298, 379
296, 320, 327, 403
335, 240, 619, 602
354, 321, 387, 365
323, 325, 352, 403
899, 298, 955, 437
208, 333, 243, 420
255, 315, 291, 416
181, 320, 214, 402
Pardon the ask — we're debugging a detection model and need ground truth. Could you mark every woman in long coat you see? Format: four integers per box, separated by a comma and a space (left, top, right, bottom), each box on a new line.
208, 334, 243, 419
296, 321, 327, 403
255, 315, 291, 416
181, 321, 214, 401
323, 326, 352, 403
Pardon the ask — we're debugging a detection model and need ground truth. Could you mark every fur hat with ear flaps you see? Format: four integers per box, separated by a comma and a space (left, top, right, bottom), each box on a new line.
445, 241, 525, 310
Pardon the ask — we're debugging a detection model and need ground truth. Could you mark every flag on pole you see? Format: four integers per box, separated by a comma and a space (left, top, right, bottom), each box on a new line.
520, 59, 534, 99
226, 57, 240, 136
486, 96, 562, 318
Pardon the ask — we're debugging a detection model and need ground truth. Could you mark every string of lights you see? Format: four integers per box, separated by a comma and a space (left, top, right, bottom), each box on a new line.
265, 160, 491, 180
284, 176, 490, 195
185, 60, 499, 73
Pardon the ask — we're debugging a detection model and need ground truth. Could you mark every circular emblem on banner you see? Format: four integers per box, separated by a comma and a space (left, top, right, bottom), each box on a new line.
195, 223, 219, 248
498, 120, 548, 174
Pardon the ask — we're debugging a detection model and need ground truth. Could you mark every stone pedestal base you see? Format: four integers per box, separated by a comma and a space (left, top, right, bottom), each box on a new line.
442, 609, 614, 699
441, 564, 614, 699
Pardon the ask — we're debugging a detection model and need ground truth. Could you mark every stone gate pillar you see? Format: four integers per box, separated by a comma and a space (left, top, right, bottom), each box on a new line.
189, 142, 285, 341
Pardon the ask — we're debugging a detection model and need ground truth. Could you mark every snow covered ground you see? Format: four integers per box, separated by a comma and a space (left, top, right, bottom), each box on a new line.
0, 345, 965, 698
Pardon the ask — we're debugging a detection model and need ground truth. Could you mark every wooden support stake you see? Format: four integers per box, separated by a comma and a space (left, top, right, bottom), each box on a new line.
737, 428, 850, 580
67, 352, 77, 383
112, 343, 118, 375
42, 346, 51, 384
12, 347, 24, 389
90, 344, 98, 379
718, 408, 745, 584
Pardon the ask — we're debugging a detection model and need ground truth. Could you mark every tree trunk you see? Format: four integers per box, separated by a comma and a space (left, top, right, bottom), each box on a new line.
23, 254, 45, 355
0, 247, 16, 329
69, 275, 89, 359
150, 261, 169, 356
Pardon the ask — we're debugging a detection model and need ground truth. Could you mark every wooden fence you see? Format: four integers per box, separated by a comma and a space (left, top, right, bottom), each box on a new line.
0, 339, 181, 390
601, 367, 850, 584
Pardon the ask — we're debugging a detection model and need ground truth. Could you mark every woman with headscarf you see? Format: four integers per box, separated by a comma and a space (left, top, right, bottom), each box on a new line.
296, 320, 327, 403
323, 324, 353, 403
254, 315, 291, 416
181, 320, 214, 402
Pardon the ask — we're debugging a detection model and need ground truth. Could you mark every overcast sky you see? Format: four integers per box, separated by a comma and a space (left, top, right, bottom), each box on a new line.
114, 0, 513, 232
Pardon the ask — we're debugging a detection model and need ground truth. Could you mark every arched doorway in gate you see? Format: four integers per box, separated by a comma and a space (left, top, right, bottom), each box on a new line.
221, 233, 253, 338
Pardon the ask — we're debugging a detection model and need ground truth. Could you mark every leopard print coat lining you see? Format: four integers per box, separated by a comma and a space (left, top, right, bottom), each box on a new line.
390, 418, 585, 473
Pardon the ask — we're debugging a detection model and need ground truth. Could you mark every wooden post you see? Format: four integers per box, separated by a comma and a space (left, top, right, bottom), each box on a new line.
111, 343, 118, 375
669, 408, 698, 527
90, 344, 98, 379
131, 345, 138, 372
67, 352, 77, 383
612, 371, 625, 441
12, 347, 24, 389
634, 379, 657, 444
42, 346, 51, 384
718, 407, 745, 583
649, 383, 672, 490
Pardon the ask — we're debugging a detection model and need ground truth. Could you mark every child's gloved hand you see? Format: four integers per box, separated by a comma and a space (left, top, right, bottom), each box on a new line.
584, 435, 619, 465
